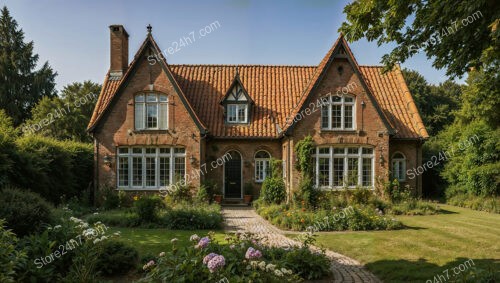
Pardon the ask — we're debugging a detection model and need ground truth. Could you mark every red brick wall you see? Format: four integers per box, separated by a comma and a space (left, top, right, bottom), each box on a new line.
389, 139, 423, 195
93, 54, 202, 192
287, 57, 391, 192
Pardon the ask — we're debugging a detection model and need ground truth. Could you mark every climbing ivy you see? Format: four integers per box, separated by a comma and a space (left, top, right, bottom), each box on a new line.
294, 135, 315, 176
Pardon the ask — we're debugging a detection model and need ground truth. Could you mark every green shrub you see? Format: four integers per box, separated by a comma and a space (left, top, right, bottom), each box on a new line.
447, 194, 499, 213
96, 240, 139, 276
86, 210, 141, 227
261, 177, 286, 204
135, 196, 164, 223
298, 176, 318, 208
160, 203, 222, 230
101, 188, 120, 210
283, 247, 331, 280
195, 185, 210, 203
11, 136, 92, 204
0, 187, 53, 236
0, 220, 25, 283
170, 183, 192, 202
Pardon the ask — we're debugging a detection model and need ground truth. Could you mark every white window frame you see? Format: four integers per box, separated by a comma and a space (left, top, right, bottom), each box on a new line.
227, 104, 248, 123
392, 152, 406, 182
321, 95, 356, 130
254, 150, 271, 183
134, 93, 168, 130
313, 146, 374, 189
117, 147, 186, 190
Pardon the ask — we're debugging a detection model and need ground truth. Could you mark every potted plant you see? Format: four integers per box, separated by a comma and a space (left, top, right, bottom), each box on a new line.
213, 184, 223, 204
244, 182, 253, 205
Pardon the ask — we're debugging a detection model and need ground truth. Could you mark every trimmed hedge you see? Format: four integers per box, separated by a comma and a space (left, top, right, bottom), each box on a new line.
2, 135, 92, 204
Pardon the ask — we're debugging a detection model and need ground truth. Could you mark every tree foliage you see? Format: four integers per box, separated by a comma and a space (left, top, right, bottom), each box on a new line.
340, 0, 500, 77
402, 68, 462, 136
23, 81, 100, 142
0, 6, 57, 125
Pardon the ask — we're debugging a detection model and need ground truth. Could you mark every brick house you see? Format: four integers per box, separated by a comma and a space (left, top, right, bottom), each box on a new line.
87, 25, 428, 200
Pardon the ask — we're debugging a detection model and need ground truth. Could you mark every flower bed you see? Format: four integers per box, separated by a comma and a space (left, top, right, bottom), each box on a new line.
255, 201, 403, 231
139, 231, 331, 282
86, 202, 223, 230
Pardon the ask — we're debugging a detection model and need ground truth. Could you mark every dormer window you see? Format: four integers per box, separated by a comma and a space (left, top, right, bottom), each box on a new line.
227, 104, 248, 123
135, 93, 168, 130
221, 72, 253, 124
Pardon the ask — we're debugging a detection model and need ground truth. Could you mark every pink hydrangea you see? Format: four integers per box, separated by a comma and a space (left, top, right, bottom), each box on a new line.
207, 255, 225, 273
195, 237, 210, 249
203, 253, 218, 265
245, 247, 262, 260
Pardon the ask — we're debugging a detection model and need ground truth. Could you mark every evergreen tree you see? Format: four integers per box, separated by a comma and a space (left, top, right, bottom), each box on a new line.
0, 6, 57, 126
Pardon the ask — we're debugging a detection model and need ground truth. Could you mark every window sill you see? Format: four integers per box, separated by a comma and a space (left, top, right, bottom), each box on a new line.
319, 129, 358, 134
133, 129, 169, 134
316, 186, 374, 191
116, 187, 163, 191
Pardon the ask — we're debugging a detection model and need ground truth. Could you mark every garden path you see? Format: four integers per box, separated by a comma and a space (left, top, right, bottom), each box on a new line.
222, 206, 382, 283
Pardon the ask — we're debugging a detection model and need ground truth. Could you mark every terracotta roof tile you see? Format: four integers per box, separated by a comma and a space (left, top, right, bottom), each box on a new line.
88, 35, 428, 140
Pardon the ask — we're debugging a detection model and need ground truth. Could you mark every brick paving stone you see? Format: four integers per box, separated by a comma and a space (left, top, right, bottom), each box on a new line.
222, 206, 382, 283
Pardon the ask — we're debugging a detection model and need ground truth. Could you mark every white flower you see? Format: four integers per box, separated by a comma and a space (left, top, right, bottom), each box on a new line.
159, 252, 165, 257
274, 270, 283, 277
93, 238, 101, 244
93, 212, 99, 215
53, 225, 62, 230
171, 238, 178, 243
47, 227, 52, 230
258, 261, 266, 270
250, 261, 258, 268
113, 232, 121, 236
281, 268, 293, 275
189, 234, 199, 242
95, 221, 102, 225
266, 263, 276, 272
100, 235, 108, 241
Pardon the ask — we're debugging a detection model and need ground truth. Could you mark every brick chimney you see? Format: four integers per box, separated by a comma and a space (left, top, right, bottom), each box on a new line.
109, 25, 129, 77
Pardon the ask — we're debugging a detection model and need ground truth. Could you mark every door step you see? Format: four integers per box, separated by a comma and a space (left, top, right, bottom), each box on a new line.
221, 199, 249, 206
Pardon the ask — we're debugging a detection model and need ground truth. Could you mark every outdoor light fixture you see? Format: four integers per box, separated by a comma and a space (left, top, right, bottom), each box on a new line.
103, 154, 113, 167
189, 155, 196, 164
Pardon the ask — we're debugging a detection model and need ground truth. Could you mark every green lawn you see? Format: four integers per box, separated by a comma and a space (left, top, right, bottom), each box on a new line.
288, 204, 499, 282
108, 228, 226, 257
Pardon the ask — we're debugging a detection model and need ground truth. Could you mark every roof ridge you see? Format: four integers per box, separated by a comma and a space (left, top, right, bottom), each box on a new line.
169, 64, 317, 68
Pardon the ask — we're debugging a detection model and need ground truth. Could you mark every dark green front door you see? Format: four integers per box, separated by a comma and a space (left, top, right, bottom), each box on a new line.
224, 151, 241, 198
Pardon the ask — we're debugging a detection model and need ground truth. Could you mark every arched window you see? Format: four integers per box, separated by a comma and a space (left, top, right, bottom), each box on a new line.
321, 95, 355, 130
135, 93, 168, 130
254, 150, 271, 182
392, 152, 406, 181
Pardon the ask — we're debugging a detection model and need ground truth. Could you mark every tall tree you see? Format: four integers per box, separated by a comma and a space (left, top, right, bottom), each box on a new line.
0, 6, 57, 125
340, 0, 499, 77
402, 69, 461, 136
23, 81, 101, 142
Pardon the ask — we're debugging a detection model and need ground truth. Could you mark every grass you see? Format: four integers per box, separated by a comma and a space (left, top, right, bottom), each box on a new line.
108, 227, 226, 257
288, 204, 499, 282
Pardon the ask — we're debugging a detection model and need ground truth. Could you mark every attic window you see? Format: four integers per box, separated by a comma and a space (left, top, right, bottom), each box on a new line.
222, 79, 252, 124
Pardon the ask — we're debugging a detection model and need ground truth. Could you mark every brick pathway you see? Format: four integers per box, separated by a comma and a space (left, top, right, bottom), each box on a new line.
222, 206, 382, 283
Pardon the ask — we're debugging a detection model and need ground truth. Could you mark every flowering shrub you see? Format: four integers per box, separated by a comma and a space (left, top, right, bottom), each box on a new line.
139, 231, 330, 282
255, 203, 403, 231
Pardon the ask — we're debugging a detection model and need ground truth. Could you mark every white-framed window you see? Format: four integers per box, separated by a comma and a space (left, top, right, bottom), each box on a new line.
321, 95, 355, 130
227, 104, 248, 123
312, 146, 374, 188
392, 152, 406, 181
254, 150, 271, 182
117, 147, 185, 189
135, 93, 168, 130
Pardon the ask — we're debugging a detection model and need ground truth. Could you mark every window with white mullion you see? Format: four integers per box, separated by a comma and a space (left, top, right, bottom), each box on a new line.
321, 95, 355, 131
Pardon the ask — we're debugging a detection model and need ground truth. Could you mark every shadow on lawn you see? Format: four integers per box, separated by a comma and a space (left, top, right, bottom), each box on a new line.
365, 257, 499, 283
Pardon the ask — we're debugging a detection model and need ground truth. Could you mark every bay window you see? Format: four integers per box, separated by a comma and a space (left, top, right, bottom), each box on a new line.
313, 146, 374, 188
117, 147, 186, 189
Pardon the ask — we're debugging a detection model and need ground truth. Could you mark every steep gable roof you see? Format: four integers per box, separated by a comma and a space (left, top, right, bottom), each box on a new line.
87, 34, 207, 133
283, 35, 395, 136
89, 33, 428, 140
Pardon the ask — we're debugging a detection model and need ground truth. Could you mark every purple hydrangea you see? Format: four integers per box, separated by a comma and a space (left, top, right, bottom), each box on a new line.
207, 255, 225, 273
245, 247, 262, 260
195, 237, 210, 249
203, 253, 218, 265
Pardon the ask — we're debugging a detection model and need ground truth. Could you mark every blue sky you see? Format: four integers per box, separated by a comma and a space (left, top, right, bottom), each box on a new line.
3, 0, 457, 90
